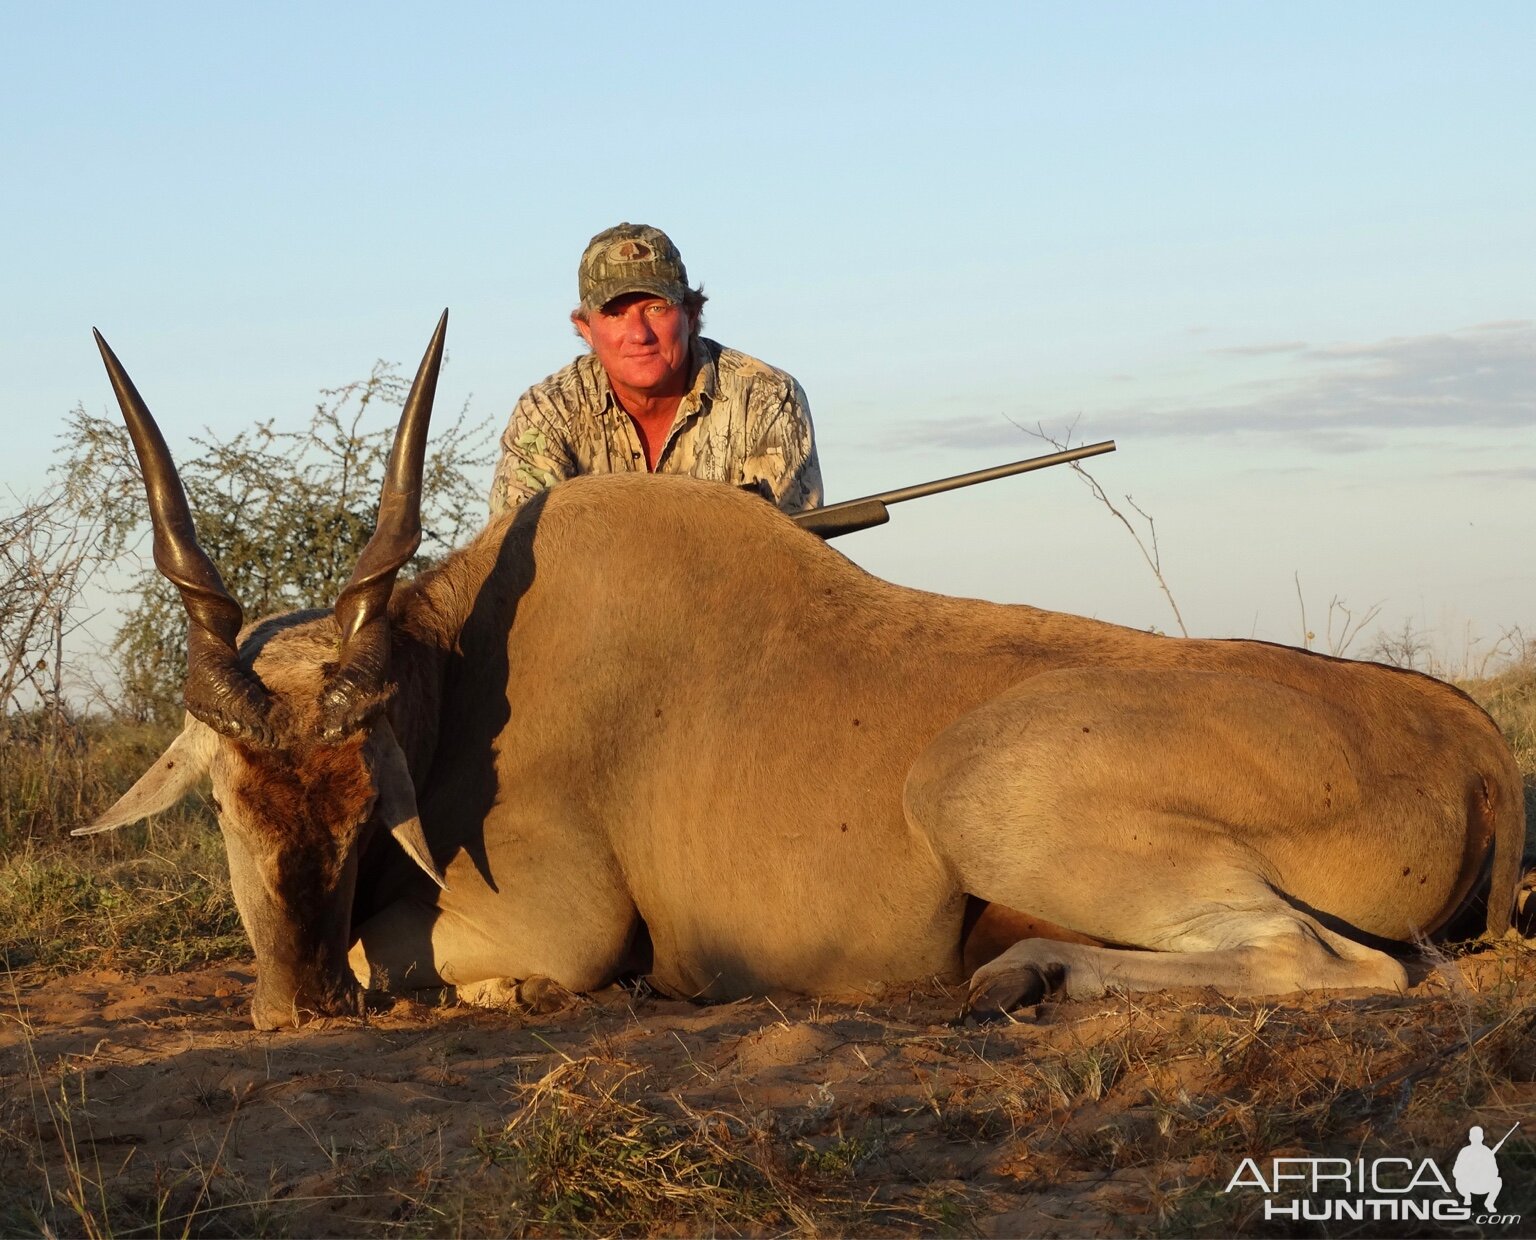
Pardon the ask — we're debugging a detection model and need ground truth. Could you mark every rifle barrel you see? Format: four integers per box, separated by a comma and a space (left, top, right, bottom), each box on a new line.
872, 440, 1115, 506
800, 439, 1115, 525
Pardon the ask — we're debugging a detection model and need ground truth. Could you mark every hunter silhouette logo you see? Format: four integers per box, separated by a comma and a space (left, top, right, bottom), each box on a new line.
1454, 1123, 1518, 1211
1223, 1121, 1523, 1225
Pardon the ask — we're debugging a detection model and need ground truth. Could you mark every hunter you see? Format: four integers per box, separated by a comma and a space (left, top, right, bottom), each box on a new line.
490, 223, 823, 516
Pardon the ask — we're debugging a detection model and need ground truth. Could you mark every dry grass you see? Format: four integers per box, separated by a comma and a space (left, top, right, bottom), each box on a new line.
0, 987, 285, 1238
0, 718, 186, 849
0, 718, 243, 981
0, 832, 245, 978
1462, 648, 1536, 836
1, 946, 1532, 1238
0, 1014, 987, 1239
423, 1055, 963, 1237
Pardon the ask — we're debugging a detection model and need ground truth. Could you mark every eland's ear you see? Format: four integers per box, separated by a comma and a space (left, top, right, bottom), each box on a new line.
365, 722, 447, 891
73, 719, 217, 836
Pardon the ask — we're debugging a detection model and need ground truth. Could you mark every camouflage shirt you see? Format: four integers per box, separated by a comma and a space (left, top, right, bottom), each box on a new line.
489, 337, 822, 517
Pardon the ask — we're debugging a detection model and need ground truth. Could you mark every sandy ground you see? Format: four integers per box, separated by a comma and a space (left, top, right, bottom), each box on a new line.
3, 954, 1534, 1237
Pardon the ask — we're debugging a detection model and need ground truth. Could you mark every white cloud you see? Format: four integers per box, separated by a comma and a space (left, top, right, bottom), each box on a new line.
1455, 465, 1536, 482
879, 322, 1536, 456
1207, 341, 1309, 357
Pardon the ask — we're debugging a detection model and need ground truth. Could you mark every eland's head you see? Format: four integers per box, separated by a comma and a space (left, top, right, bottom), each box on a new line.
76, 314, 451, 1029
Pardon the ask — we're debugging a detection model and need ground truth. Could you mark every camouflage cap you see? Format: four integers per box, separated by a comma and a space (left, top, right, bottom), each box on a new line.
578, 223, 690, 313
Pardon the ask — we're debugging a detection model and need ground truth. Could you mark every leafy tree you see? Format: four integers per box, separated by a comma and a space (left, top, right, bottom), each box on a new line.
58, 362, 492, 724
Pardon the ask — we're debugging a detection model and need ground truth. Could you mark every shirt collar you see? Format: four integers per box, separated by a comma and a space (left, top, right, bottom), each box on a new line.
680, 335, 718, 418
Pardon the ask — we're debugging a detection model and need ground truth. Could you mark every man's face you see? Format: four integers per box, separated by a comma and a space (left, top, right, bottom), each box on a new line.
574, 293, 693, 396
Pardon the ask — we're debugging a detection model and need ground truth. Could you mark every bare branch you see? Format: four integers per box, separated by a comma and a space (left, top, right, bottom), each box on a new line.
1294, 573, 1384, 658
0, 482, 118, 729
1013, 418, 1188, 638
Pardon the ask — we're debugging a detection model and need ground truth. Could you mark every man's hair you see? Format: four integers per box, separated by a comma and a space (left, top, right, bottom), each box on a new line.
571, 287, 709, 339
681, 287, 709, 330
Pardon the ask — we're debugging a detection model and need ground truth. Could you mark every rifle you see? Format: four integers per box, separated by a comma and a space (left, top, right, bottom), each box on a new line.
792, 440, 1117, 540
1491, 1122, 1520, 1154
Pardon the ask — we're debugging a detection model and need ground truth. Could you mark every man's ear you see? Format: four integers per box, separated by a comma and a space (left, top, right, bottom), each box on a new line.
571, 310, 594, 348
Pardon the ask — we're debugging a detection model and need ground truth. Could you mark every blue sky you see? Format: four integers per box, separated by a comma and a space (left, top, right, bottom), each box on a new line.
4, 2, 1532, 667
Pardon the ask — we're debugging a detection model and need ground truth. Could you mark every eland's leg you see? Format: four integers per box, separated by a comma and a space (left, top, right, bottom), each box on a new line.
906, 668, 1434, 1011
348, 848, 640, 1003
349, 894, 640, 1010
960, 857, 1408, 1014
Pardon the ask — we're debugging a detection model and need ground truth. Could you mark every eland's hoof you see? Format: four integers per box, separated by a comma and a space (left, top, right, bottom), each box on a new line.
517, 975, 579, 1014
456, 975, 580, 1015
964, 961, 1062, 1022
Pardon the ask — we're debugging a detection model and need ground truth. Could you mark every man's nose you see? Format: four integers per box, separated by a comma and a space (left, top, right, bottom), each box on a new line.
626, 312, 657, 342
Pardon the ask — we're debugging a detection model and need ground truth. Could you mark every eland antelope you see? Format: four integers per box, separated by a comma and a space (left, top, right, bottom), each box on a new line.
80, 315, 1526, 1030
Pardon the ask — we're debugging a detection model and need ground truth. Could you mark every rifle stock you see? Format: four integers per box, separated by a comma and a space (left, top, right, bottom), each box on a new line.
793, 440, 1115, 540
